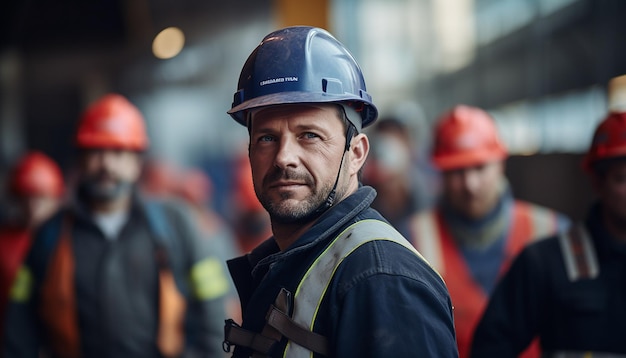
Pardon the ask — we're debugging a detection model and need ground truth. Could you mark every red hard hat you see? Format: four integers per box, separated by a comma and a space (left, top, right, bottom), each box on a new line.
583, 111, 626, 171
75, 93, 148, 150
432, 105, 507, 170
9, 151, 64, 198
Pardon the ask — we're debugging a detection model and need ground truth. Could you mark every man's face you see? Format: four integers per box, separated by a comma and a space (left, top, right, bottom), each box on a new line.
248, 104, 358, 225
79, 149, 142, 202
441, 161, 504, 219
594, 160, 626, 226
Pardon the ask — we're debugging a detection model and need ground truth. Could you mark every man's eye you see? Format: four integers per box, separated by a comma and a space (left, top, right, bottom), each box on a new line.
258, 135, 274, 142
303, 132, 319, 139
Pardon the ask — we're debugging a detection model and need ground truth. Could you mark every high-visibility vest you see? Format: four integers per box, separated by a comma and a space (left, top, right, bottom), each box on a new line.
408, 202, 559, 358
224, 219, 437, 357
35, 212, 187, 358
10, 203, 229, 358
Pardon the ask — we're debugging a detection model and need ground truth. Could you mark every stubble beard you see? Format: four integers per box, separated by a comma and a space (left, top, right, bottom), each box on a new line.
80, 171, 133, 202
257, 168, 334, 225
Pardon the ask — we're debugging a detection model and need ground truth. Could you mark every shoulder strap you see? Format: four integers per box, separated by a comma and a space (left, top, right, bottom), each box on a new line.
558, 224, 599, 281
143, 201, 188, 357
143, 200, 191, 293
144, 200, 178, 251
28, 211, 67, 282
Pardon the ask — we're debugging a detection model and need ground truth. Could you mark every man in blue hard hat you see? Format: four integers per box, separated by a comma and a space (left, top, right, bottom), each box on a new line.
222, 26, 458, 358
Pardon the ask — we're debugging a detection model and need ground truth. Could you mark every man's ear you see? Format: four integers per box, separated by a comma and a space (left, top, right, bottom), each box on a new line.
348, 133, 369, 176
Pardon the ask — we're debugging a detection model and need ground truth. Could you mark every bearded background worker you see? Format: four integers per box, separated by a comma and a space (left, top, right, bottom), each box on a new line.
406, 105, 571, 358
3, 94, 230, 358
221, 26, 457, 358
471, 109, 626, 357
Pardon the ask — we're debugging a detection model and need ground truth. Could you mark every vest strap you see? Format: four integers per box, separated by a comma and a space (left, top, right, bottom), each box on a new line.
223, 319, 277, 355
265, 290, 329, 356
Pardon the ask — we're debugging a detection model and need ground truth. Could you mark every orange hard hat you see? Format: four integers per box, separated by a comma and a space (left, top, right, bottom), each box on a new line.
432, 105, 507, 170
75, 93, 148, 150
583, 111, 626, 171
9, 151, 64, 198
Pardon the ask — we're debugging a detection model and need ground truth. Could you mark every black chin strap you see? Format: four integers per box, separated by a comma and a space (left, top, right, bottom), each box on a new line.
312, 125, 356, 215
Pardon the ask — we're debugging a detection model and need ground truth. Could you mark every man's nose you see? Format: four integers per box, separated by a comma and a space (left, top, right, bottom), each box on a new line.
274, 137, 299, 169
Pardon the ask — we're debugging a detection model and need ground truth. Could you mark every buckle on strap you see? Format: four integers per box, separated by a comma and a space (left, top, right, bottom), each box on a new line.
223, 319, 277, 355
265, 305, 330, 356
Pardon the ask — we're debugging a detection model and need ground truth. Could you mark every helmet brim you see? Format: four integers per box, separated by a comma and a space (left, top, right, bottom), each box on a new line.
228, 91, 377, 128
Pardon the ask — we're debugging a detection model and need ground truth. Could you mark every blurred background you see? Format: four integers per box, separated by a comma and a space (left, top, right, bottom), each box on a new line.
1, 0, 626, 221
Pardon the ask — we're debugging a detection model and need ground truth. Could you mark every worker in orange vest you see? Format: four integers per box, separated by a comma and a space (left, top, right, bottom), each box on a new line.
0, 151, 65, 345
406, 104, 571, 358
3, 93, 229, 358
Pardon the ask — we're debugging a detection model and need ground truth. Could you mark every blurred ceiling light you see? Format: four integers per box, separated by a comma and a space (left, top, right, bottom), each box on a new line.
152, 27, 185, 59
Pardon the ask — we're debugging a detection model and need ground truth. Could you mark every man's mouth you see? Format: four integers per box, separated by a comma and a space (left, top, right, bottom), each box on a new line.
270, 181, 306, 189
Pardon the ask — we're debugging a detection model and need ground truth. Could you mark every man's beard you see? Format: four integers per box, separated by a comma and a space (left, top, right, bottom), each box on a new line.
80, 171, 134, 202
257, 167, 334, 225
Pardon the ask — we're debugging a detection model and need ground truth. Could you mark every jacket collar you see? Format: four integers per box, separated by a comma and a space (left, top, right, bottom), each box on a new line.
250, 185, 377, 277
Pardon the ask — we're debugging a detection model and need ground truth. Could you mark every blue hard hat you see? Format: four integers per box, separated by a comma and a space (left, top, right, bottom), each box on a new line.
227, 26, 378, 130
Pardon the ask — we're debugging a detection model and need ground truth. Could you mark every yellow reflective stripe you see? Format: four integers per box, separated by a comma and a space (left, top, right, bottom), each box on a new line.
9, 266, 34, 302
189, 257, 229, 300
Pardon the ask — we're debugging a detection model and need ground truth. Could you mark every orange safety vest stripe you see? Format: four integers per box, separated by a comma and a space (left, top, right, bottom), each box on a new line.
38, 215, 187, 358
409, 201, 556, 358
40, 225, 80, 358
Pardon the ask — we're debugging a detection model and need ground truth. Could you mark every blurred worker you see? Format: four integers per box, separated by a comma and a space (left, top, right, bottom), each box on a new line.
0, 151, 65, 344
363, 117, 436, 236
228, 151, 271, 255
3, 93, 229, 358
407, 104, 570, 358
471, 110, 626, 357
175, 167, 242, 322
222, 26, 457, 357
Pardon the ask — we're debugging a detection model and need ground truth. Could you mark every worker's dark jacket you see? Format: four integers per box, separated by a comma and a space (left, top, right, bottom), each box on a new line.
227, 186, 458, 357
3, 194, 228, 358
471, 203, 626, 357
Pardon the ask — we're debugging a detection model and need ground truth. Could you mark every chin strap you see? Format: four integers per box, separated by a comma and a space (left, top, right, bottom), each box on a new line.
312, 124, 356, 215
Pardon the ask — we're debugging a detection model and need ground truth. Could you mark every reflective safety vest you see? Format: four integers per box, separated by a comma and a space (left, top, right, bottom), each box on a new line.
408, 202, 560, 358
224, 219, 436, 357
9, 203, 229, 358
